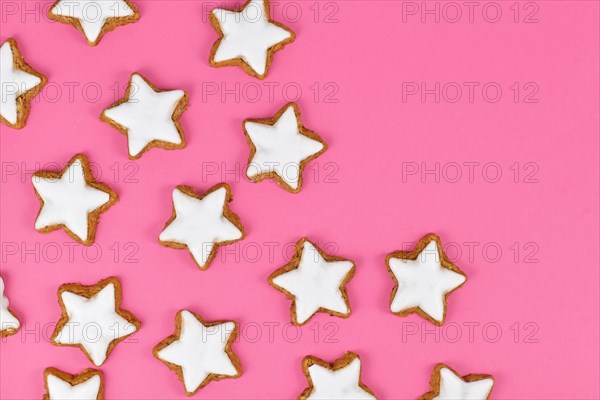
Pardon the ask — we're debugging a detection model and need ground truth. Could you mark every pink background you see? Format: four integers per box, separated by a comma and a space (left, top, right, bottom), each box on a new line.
1, 1, 599, 399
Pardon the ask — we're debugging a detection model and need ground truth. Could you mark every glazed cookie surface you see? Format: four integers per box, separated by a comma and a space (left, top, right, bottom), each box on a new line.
0, 276, 20, 337
269, 238, 355, 325
51, 277, 140, 366
153, 310, 242, 396
209, 0, 295, 79
386, 233, 467, 325
0, 38, 46, 129
44, 368, 104, 400
420, 364, 494, 400
32, 154, 118, 246
244, 102, 327, 193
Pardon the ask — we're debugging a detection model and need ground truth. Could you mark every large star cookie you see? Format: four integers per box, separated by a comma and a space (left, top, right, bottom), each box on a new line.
0, 276, 20, 337
243, 102, 327, 193
268, 238, 355, 325
159, 183, 245, 270
44, 368, 104, 400
209, 0, 295, 79
51, 277, 140, 366
153, 310, 242, 396
0, 38, 46, 129
386, 233, 467, 326
101, 73, 188, 159
420, 364, 494, 400
32, 154, 118, 246
48, 0, 140, 46
299, 352, 377, 400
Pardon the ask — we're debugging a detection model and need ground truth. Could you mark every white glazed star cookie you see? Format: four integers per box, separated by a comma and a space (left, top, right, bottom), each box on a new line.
43, 368, 104, 400
101, 73, 188, 159
32, 154, 118, 246
386, 233, 467, 326
243, 102, 327, 193
158, 183, 245, 270
268, 238, 355, 325
49, 0, 139, 46
0, 38, 46, 129
51, 277, 140, 366
0, 276, 20, 337
420, 364, 494, 400
153, 310, 242, 396
299, 352, 377, 400
209, 0, 295, 79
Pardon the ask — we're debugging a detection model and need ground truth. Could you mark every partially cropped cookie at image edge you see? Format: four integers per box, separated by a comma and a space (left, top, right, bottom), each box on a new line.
386, 233, 467, 326
31, 154, 118, 246
100, 72, 189, 160
158, 183, 246, 270
43, 367, 104, 400
268, 237, 355, 326
0, 38, 47, 129
299, 352, 377, 400
153, 310, 242, 396
209, 0, 295, 79
244, 102, 327, 193
50, 276, 140, 367
0, 275, 20, 338
419, 363, 495, 400
48, 0, 140, 46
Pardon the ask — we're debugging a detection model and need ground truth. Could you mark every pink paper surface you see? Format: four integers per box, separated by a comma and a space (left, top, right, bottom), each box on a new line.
1, 1, 599, 399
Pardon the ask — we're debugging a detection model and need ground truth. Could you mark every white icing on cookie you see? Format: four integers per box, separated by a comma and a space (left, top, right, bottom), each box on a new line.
159, 186, 243, 268
46, 373, 101, 400
32, 157, 111, 243
0, 40, 42, 125
156, 310, 239, 394
211, 0, 293, 76
307, 357, 375, 400
53, 282, 137, 366
434, 367, 494, 400
0, 277, 20, 333
271, 240, 354, 324
102, 73, 186, 158
245, 104, 325, 191
50, 0, 135, 44
389, 240, 466, 323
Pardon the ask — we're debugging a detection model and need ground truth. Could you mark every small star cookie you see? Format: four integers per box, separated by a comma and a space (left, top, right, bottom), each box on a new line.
158, 183, 245, 270
32, 154, 118, 246
0, 38, 47, 129
51, 277, 140, 367
44, 367, 104, 400
101, 73, 188, 159
299, 352, 377, 400
0, 276, 20, 337
48, 0, 140, 46
153, 310, 242, 396
386, 233, 467, 326
209, 0, 295, 79
268, 238, 355, 325
243, 102, 327, 193
420, 364, 494, 400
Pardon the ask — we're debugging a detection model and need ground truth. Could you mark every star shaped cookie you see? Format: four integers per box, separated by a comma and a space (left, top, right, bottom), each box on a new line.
49, 0, 140, 46
268, 238, 355, 325
32, 154, 118, 246
0, 38, 46, 129
153, 310, 242, 396
51, 277, 140, 366
244, 102, 327, 193
386, 233, 467, 326
101, 73, 188, 159
299, 352, 377, 400
209, 0, 295, 79
420, 364, 494, 400
0, 276, 20, 337
158, 183, 245, 270
44, 368, 104, 400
